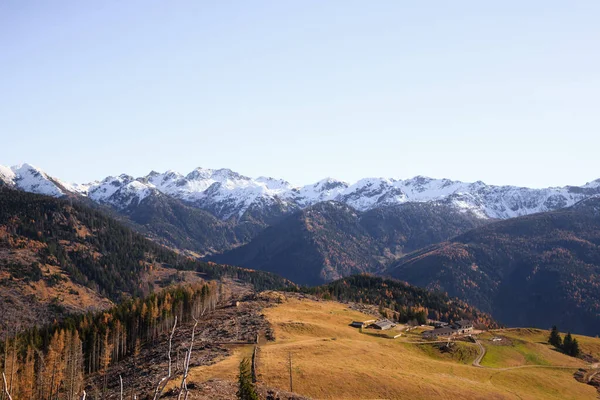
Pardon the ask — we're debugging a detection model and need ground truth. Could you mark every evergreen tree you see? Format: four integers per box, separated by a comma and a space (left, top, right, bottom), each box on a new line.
548, 326, 562, 348
562, 333, 581, 357
570, 338, 581, 357
562, 332, 574, 355
237, 358, 259, 400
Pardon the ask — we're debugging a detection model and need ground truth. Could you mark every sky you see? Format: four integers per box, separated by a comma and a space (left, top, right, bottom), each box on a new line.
1, 1, 599, 188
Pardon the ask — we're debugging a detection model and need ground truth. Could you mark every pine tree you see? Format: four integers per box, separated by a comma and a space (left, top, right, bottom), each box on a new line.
570, 338, 581, 357
562, 332, 574, 355
237, 358, 259, 400
548, 326, 562, 348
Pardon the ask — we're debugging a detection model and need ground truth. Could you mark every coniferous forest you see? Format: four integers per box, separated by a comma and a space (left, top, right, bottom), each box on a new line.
301, 275, 498, 327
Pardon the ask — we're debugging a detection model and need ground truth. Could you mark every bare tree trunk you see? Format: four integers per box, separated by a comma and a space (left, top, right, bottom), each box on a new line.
79, 390, 86, 400
2, 373, 13, 400
177, 318, 198, 400
119, 375, 123, 400
8, 336, 16, 396
152, 316, 177, 400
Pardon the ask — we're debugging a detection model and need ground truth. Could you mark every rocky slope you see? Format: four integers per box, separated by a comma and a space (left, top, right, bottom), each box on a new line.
387, 197, 600, 336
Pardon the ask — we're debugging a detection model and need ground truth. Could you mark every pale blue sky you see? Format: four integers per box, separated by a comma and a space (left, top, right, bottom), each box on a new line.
1, 1, 598, 187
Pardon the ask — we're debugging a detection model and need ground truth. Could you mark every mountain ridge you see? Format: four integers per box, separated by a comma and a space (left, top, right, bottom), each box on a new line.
2, 163, 600, 221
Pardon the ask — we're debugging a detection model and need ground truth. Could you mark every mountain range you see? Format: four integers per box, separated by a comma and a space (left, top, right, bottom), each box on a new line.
2, 163, 600, 221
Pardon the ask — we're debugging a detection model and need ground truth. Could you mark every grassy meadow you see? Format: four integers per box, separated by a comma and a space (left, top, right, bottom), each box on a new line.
183, 296, 598, 399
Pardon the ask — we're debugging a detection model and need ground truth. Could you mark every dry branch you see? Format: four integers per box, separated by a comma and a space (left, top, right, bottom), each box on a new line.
2, 372, 13, 400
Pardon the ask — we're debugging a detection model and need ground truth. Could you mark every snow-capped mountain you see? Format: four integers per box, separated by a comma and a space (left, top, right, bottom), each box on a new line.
1, 163, 599, 220
0, 163, 70, 197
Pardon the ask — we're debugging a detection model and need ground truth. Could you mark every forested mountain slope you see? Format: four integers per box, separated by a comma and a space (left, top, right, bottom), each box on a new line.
0, 188, 291, 337
119, 191, 267, 256
387, 197, 600, 335
212, 201, 487, 285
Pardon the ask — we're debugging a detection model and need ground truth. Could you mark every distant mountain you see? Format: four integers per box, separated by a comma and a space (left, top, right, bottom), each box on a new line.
116, 191, 267, 256
387, 197, 600, 336
212, 201, 487, 285
2, 163, 600, 221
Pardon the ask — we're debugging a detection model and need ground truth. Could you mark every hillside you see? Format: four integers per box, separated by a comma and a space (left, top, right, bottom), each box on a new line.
0, 188, 291, 337
387, 197, 600, 336
211, 201, 486, 285
183, 295, 600, 400
304, 275, 497, 327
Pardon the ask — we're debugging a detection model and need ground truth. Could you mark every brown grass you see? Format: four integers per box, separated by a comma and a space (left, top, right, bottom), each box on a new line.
183, 297, 598, 399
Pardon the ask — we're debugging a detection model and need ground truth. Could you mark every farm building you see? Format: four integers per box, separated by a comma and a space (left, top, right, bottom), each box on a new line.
422, 319, 473, 339
350, 319, 375, 328
452, 320, 473, 334
422, 327, 456, 339
369, 319, 396, 330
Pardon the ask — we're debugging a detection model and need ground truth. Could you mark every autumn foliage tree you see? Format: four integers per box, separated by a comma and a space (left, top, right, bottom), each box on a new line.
0, 282, 218, 400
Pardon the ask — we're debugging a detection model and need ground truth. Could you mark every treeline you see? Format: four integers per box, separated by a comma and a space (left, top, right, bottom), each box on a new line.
0, 282, 218, 400
297, 275, 497, 327
0, 188, 292, 302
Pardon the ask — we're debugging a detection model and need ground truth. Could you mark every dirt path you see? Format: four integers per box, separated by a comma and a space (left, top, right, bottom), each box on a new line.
472, 338, 586, 372
473, 338, 486, 367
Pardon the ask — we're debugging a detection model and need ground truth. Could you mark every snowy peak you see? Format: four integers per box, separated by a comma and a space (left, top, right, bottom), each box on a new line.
0, 163, 65, 197
293, 178, 349, 206
0, 165, 16, 186
255, 176, 291, 191
582, 179, 600, 189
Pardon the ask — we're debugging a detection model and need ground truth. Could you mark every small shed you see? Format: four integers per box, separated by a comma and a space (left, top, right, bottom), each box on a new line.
350, 321, 365, 328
